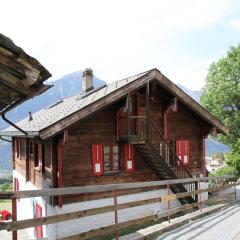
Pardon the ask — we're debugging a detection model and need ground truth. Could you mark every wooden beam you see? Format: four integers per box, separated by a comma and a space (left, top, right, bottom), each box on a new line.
0, 185, 235, 232
0, 65, 29, 95
154, 70, 229, 134
0, 175, 236, 199
0, 50, 25, 78
0, 95, 11, 105
146, 81, 150, 139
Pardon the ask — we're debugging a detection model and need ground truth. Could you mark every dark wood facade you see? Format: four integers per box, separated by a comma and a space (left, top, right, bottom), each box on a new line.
12, 82, 210, 205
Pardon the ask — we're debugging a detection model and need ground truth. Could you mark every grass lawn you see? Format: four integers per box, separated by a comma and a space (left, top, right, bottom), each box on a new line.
0, 199, 12, 212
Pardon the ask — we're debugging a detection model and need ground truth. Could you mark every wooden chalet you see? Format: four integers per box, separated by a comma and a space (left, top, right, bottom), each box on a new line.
1, 68, 229, 196
0, 68, 228, 238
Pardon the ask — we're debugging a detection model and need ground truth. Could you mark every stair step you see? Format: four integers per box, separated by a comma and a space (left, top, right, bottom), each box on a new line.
137, 141, 195, 205
137, 146, 151, 150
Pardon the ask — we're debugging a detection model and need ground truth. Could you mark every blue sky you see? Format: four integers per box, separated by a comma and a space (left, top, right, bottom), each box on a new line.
1, 0, 240, 90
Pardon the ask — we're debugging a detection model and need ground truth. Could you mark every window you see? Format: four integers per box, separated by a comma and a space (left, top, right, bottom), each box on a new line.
38, 144, 43, 172
29, 141, 34, 155
15, 138, 26, 160
34, 144, 43, 172
16, 139, 20, 159
103, 145, 120, 172
92, 144, 120, 176
20, 139, 26, 159
176, 140, 190, 165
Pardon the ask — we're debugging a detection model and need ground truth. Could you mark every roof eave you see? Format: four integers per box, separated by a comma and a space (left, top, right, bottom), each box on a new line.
0, 131, 39, 138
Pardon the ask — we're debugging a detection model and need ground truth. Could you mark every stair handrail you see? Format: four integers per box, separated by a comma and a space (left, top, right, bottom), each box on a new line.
148, 118, 193, 178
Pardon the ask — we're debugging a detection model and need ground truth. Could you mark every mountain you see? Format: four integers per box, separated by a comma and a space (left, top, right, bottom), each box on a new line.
206, 139, 229, 156
0, 72, 228, 171
177, 84, 202, 102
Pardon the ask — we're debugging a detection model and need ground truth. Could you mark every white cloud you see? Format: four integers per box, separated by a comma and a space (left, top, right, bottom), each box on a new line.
230, 18, 240, 30
0, 0, 237, 90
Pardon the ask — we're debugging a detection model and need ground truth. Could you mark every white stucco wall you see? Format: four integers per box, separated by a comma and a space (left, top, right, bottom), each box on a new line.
199, 182, 209, 202
46, 188, 181, 239
13, 170, 47, 239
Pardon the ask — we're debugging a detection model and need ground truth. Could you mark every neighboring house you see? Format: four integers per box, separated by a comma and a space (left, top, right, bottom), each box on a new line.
0, 68, 228, 239
206, 156, 224, 173
0, 33, 51, 240
0, 33, 51, 113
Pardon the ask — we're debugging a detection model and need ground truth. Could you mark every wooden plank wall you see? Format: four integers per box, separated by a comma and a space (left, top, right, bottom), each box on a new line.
168, 111, 203, 174
61, 104, 159, 203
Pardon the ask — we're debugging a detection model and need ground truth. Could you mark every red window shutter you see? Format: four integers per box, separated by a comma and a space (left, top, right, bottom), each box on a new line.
18, 139, 21, 158
92, 144, 103, 176
14, 139, 17, 158
57, 140, 63, 207
14, 178, 17, 192
184, 140, 189, 165
17, 179, 19, 191
35, 203, 43, 239
38, 144, 43, 172
124, 144, 135, 173
176, 140, 190, 165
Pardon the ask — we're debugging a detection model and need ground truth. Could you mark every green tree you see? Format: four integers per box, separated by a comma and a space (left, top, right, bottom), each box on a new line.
201, 45, 240, 176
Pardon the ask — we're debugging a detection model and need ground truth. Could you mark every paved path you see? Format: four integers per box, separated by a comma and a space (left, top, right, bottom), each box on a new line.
157, 202, 240, 240
0, 228, 29, 240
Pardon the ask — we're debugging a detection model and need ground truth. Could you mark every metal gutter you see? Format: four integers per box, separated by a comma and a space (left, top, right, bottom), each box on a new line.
0, 97, 28, 136
0, 136, 12, 142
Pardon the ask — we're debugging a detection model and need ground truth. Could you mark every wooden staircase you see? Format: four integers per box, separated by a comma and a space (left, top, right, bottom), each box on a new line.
134, 119, 197, 204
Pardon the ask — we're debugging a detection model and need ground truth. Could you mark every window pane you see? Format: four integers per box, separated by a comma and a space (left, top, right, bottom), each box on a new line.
104, 155, 110, 161
104, 163, 111, 171
113, 162, 119, 170
103, 145, 120, 172
113, 146, 119, 153
104, 146, 110, 154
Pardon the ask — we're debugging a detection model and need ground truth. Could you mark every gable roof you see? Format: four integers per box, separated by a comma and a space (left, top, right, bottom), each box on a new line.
0, 69, 228, 139
0, 33, 52, 112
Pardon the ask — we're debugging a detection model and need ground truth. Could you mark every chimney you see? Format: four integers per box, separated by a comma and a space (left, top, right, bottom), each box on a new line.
82, 68, 93, 92
28, 111, 33, 121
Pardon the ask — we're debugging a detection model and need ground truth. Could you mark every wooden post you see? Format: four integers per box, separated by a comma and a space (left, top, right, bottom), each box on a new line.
57, 139, 63, 208
114, 191, 119, 240
127, 93, 131, 137
202, 137, 206, 177
167, 184, 171, 223
146, 82, 150, 140
234, 177, 237, 200
12, 197, 17, 240
221, 180, 224, 207
198, 181, 202, 212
